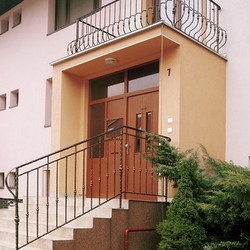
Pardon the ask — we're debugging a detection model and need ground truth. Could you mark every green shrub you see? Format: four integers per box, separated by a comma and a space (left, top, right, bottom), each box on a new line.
146, 134, 250, 249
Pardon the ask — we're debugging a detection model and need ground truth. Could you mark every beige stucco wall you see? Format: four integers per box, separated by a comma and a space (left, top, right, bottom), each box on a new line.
159, 28, 226, 160
179, 40, 226, 159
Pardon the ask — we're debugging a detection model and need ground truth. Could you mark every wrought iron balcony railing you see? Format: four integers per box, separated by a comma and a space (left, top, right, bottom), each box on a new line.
67, 0, 227, 55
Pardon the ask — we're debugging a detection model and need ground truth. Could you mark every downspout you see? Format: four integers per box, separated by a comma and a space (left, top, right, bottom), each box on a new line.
124, 228, 156, 250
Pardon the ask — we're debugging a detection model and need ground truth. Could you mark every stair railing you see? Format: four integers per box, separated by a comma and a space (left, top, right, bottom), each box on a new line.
67, 0, 227, 55
5, 126, 170, 249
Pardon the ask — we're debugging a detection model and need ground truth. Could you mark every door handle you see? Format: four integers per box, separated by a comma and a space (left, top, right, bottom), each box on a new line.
125, 142, 129, 154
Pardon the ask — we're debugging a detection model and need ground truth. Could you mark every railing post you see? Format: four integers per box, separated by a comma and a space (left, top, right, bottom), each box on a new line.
165, 177, 168, 202
216, 4, 220, 53
119, 127, 123, 208
14, 168, 19, 250
75, 19, 80, 53
74, 146, 77, 218
46, 156, 50, 232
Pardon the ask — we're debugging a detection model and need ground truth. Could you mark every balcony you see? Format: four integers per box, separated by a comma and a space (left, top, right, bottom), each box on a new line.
67, 0, 227, 55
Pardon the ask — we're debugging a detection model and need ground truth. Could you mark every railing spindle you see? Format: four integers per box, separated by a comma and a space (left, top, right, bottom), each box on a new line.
15, 168, 19, 250
82, 148, 86, 214
64, 157, 68, 223
56, 160, 59, 227
46, 157, 49, 232
36, 169, 39, 237
90, 146, 93, 209
119, 128, 123, 208
74, 146, 77, 218
113, 137, 116, 196
106, 140, 109, 200
98, 136, 102, 204
26, 172, 29, 243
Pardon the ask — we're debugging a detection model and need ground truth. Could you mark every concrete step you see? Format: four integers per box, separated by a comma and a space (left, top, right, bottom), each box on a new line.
0, 197, 129, 249
0, 240, 47, 250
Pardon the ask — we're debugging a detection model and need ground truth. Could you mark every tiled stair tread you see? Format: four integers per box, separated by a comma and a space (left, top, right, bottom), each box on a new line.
0, 240, 47, 250
0, 215, 94, 227
0, 226, 71, 240
22, 198, 129, 209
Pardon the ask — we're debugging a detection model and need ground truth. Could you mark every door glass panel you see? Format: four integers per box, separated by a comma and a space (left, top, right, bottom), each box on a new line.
146, 112, 152, 151
128, 62, 159, 92
90, 72, 124, 100
107, 118, 123, 138
136, 113, 142, 152
90, 102, 105, 158
146, 112, 152, 132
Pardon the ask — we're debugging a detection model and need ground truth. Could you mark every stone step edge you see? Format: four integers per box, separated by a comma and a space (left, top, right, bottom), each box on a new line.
0, 240, 46, 250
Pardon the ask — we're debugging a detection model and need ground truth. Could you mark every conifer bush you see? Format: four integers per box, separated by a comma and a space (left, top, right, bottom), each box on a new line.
146, 134, 250, 250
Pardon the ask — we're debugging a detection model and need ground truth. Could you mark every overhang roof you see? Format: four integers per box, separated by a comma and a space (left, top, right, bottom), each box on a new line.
0, 0, 23, 16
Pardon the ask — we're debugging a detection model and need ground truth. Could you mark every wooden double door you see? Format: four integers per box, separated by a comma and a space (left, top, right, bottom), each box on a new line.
87, 61, 160, 200
87, 91, 159, 200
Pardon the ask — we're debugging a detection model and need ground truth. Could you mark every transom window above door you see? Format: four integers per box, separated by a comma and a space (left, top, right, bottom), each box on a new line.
89, 61, 159, 158
55, 0, 100, 30
90, 61, 159, 101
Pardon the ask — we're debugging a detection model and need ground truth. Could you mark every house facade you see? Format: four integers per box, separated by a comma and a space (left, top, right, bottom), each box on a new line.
2, 0, 250, 249
0, 0, 246, 201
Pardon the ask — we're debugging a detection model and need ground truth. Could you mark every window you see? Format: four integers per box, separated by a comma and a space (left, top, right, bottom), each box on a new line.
0, 94, 7, 111
90, 102, 105, 158
90, 72, 124, 101
10, 89, 19, 108
1, 17, 9, 34
136, 113, 142, 152
128, 62, 159, 92
0, 173, 4, 189
55, 0, 100, 30
45, 79, 52, 127
107, 118, 123, 138
90, 62, 159, 100
13, 9, 22, 27
8, 172, 16, 189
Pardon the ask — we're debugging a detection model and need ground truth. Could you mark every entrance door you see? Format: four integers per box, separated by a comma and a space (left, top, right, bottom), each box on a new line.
87, 61, 159, 200
125, 91, 159, 200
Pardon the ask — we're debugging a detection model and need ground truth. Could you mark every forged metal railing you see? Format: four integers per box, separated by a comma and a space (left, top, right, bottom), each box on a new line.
5, 126, 170, 249
67, 0, 227, 55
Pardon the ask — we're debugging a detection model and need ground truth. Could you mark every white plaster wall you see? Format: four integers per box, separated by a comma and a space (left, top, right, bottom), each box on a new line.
217, 0, 250, 167
0, 0, 75, 198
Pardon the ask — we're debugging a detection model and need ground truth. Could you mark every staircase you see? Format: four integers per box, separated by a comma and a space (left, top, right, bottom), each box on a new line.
4, 127, 170, 249
0, 197, 167, 250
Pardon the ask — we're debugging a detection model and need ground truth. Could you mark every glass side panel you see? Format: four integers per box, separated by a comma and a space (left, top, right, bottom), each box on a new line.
107, 118, 123, 138
136, 113, 142, 152
146, 112, 152, 132
128, 62, 159, 92
90, 102, 105, 158
136, 113, 142, 130
146, 112, 152, 151
90, 72, 124, 100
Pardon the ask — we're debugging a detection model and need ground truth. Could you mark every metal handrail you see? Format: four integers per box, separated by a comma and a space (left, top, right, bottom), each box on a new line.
67, 0, 227, 55
5, 126, 170, 249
